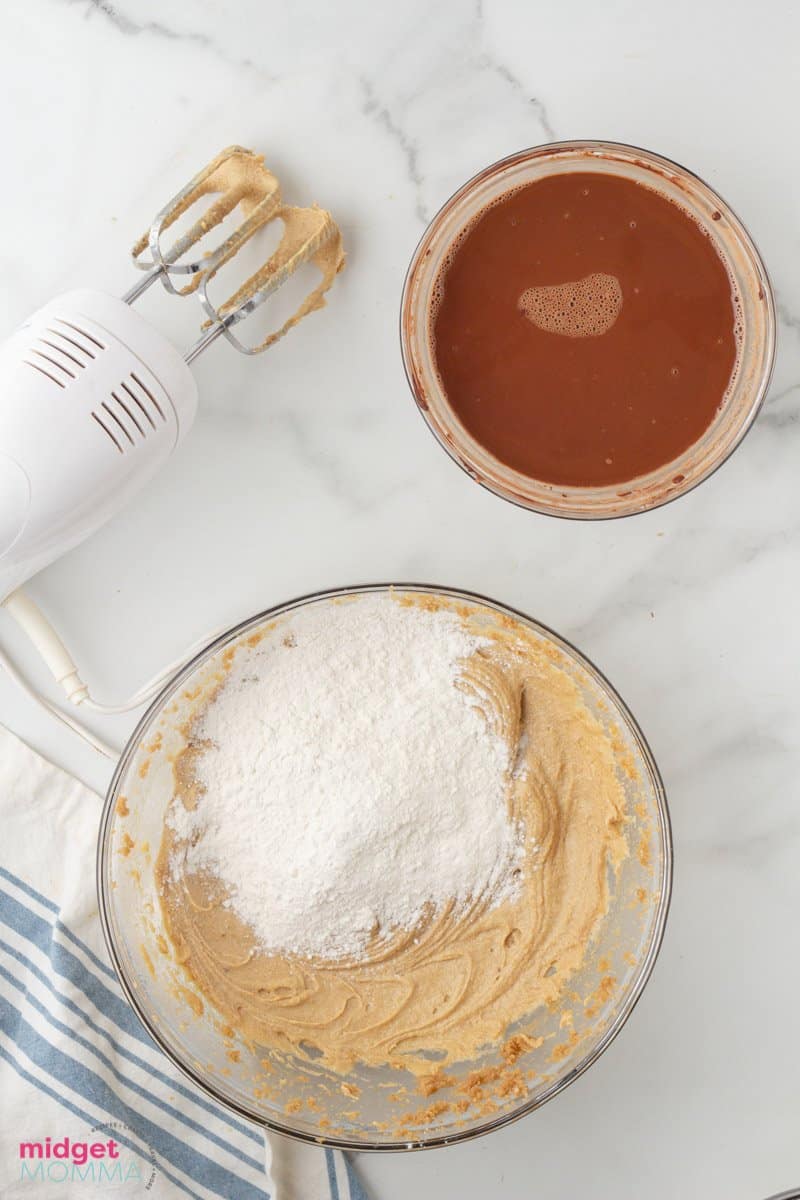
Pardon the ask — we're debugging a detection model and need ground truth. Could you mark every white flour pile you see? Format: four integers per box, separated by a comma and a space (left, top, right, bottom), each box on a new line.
169, 595, 524, 960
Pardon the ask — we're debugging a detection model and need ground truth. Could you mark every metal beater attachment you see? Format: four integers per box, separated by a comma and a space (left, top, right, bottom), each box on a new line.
124, 145, 344, 362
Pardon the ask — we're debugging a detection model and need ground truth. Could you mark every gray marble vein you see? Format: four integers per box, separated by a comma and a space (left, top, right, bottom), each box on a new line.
775, 294, 800, 339
473, 53, 556, 141
359, 75, 429, 224
76, 0, 270, 77
759, 382, 799, 427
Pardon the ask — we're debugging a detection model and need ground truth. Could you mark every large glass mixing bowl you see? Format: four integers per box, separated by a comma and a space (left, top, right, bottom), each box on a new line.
98, 584, 672, 1150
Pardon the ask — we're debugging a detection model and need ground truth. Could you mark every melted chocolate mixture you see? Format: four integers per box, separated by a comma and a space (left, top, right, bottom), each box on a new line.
431, 172, 738, 487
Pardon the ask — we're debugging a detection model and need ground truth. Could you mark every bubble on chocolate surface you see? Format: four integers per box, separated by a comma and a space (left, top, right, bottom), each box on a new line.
518, 272, 623, 338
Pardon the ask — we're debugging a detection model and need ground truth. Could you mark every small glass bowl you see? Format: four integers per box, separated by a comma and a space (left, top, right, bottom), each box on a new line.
400, 141, 776, 519
98, 584, 671, 1150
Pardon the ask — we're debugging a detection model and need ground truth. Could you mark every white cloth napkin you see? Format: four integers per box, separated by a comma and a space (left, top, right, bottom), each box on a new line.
0, 724, 368, 1200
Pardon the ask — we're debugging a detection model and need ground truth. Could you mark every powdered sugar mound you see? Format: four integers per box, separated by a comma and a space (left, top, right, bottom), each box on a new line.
171, 595, 524, 960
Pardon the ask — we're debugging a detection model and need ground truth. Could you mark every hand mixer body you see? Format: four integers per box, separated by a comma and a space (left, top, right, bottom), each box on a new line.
0, 147, 341, 749
0, 147, 342, 606
0, 289, 198, 601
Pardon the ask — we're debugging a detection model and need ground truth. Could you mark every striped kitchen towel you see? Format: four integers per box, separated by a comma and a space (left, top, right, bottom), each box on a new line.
0, 724, 368, 1200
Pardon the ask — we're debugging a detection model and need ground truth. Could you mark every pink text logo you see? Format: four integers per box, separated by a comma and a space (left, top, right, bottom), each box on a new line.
17, 1128, 156, 1188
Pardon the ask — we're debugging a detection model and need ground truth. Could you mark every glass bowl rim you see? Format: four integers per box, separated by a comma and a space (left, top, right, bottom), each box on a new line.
97, 581, 673, 1152
399, 139, 777, 521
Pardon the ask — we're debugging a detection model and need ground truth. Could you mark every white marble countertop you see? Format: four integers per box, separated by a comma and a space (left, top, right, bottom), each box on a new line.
1, 1, 799, 1196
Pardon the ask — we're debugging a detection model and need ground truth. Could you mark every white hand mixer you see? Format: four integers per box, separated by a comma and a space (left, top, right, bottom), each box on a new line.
0, 146, 344, 755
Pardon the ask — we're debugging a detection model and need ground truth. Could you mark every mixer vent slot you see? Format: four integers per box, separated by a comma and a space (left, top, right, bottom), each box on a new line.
31, 346, 75, 380
101, 400, 134, 446
23, 359, 65, 389
23, 319, 106, 390
129, 372, 165, 422
52, 317, 105, 354
91, 373, 167, 454
91, 412, 123, 454
46, 325, 98, 362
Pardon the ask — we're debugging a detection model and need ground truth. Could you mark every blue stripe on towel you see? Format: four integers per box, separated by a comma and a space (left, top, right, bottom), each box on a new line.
0, 866, 60, 913
0, 868, 118, 982
345, 1155, 371, 1200
0, 868, 120, 979
0, 958, 264, 1173
325, 1147, 341, 1200
0, 933, 261, 1146
0, 997, 269, 1199
0, 1041, 204, 1200
0, 886, 154, 1045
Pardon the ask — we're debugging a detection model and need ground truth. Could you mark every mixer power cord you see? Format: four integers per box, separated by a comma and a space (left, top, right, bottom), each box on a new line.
0, 637, 119, 759
0, 588, 232, 759
0, 146, 345, 762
